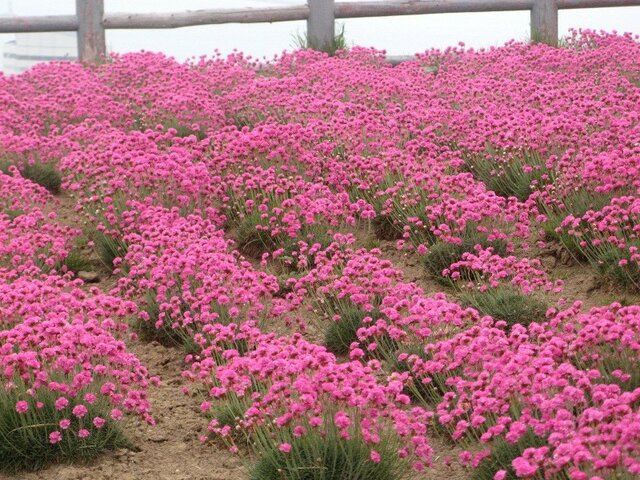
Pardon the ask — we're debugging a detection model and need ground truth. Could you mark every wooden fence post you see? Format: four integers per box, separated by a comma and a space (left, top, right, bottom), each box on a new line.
76, 0, 106, 62
531, 0, 558, 46
307, 0, 335, 51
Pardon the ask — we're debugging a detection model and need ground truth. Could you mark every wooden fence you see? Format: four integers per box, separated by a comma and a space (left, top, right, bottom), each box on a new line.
0, 0, 639, 62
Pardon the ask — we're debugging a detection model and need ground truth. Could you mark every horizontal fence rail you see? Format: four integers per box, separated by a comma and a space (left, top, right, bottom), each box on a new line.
0, 0, 638, 62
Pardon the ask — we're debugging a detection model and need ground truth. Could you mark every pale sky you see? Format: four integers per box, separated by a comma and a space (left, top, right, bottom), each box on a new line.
0, 0, 639, 64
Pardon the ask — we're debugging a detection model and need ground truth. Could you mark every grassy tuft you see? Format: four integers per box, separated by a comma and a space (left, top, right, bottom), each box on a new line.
0, 158, 62, 194
473, 430, 549, 480
371, 214, 404, 241
94, 232, 128, 270
424, 233, 507, 284
250, 429, 402, 480
391, 344, 455, 405
132, 291, 199, 354
460, 287, 548, 329
293, 24, 349, 56
324, 308, 368, 356
0, 378, 130, 475
61, 247, 93, 274
4, 209, 24, 221
464, 148, 551, 202
236, 214, 277, 259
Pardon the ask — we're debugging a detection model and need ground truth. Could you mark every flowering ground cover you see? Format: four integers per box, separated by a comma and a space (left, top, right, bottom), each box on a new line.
1, 30, 639, 480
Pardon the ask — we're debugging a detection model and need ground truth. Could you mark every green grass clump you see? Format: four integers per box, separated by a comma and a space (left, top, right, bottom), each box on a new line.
210, 402, 247, 435
94, 232, 128, 270
460, 287, 548, 329
473, 431, 551, 480
371, 214, 403, 241
540, 189, 620, 261
589, 241, 640, 291
424, 234, 507, 284
133, 291, 199, 353
293, 24, 349, 56
0, 158, 62, 194
250, 430, 402, 480
572, 344, 640, 392
4, 209, 24, 221
0, 379, 130, 475
391, 344, 455, 405
61, 247, 93, 274
464, 149, 551, 202
324, 308, 369, 356
237, 224, 277, 259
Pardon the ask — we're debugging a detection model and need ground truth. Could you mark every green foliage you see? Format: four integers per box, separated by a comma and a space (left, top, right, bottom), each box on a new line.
572, 344, 640, 392
163, 118, 207, 140
250, 429, 402, 480
61, 247, 93, 274
371, 214, 403, 241
464, 148, 551, 201
4, 209, 24, 221
423, 233, 507, 284
0, 377, 129, 475
391, 344, 454, 405
236, 216, 278, 258
293, 24, 349, 56
473, 431, 549, 480
460, 287, 548, 329
324, 308, 368, 356
587, 240, 640, 291
133, 291, 199, 354
235, 211, 333, 272
540, 189, 619, 261
210, 402, 247, 436
0, 158, 62, 194
94, 232, 128, 270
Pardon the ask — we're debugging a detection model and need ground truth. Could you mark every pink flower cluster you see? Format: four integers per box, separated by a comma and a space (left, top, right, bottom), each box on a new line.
444, 247, 564, 294
0, 29, 638, 478
0, 171, 156, 461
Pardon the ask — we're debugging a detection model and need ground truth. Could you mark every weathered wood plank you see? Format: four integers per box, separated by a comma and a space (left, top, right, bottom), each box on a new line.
335, 0, 534, 17
76, 0, 106, 62
531, 0, 558, 46
308, 0, 335, 51
0, 15, 78, 33
557, 0, 640, 7
104, 6, 309, 29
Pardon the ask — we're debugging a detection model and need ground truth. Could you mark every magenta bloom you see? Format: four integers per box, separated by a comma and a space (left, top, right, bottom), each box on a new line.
72, 404, 88, 418
279, 443, 292, 453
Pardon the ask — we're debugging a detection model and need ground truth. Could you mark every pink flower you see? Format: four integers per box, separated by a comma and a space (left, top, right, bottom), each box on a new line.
334, 411, 351, 429
111, 408, 123, 420
513, 457, 538, 477
279, 443, 292, 453
55, 397, 69, 411
78, 429, 90, 439
72, 405, 88, 418
15, 400, 28, 413
370, 450, 381, 463
49, 431, 63, 444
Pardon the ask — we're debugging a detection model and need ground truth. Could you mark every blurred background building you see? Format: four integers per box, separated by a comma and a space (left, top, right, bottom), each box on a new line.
3, 32, 77, 75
